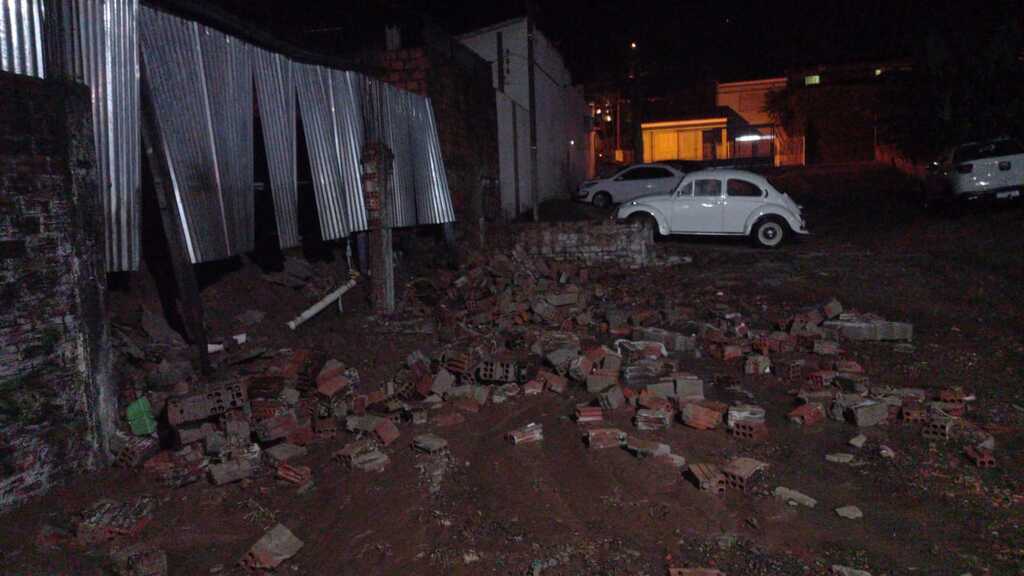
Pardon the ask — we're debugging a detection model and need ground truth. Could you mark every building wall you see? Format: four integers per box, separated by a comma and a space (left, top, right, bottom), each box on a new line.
0, 71, 114, 511
364, 42, 500, 228
715, 78, 786, 126
460, 19, 589, 219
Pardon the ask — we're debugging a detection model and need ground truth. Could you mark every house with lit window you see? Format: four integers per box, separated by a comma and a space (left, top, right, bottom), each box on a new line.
640, 77, 805, 167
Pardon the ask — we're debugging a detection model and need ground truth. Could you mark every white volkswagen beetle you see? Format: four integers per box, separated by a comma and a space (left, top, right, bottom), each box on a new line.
616, 168, 808, 248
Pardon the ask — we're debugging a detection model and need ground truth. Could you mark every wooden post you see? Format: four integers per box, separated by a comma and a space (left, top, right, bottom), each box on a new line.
139, 63, 211, 374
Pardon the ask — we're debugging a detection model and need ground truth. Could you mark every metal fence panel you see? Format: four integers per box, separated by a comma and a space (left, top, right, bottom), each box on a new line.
198, 26, 254, 254
410, 95, 455, 225
331, 69, 367, 233
253, 48, 299, 248
295, 64, 367, 240
140, 7, 257, 263
62, 0, 141, 271
0, 0, 45, 77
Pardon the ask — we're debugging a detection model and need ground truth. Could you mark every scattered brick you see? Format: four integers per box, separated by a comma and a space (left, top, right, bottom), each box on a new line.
688, 463, 726, 493
788, 403, 825, 426
276, 463, 312, 486
680, 402, 722, 430
586, 428, 626, 450
575, 405, 604, 423
964, 446, 995, 468
507, 423, 544, 445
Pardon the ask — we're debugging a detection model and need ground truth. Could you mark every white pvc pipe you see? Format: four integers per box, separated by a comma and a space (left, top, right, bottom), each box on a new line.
287, 276, 359, 330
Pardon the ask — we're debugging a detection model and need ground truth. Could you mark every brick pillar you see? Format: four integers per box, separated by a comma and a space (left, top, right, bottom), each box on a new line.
361, 143, 395, 313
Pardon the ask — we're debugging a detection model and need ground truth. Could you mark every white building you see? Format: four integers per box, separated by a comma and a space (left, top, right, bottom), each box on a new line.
460, 18, 590, 219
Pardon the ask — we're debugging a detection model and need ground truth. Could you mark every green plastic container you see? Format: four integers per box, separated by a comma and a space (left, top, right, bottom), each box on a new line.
126, 397, 157, 436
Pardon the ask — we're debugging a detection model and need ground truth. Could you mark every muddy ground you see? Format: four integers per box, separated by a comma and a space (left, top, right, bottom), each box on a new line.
1, 163, 1022, 575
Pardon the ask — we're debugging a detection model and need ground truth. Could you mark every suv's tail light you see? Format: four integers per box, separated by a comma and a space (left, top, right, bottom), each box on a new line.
955, 163, 973, 174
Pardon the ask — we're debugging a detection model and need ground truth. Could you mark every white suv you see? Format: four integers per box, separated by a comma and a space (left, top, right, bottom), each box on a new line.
616, 169, 809, 248
926, 138, 1024, 204
576, 164, 685, 208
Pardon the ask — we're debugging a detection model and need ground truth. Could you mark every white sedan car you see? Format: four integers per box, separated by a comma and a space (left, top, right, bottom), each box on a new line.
924, 138, 1024, 205
616, 168, 809, 248
575, 163, 685, 208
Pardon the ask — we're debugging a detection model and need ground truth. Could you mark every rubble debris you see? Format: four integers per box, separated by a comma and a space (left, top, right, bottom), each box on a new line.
242, 523, 304, 570
879, 445, 896, 459
110, 543, 168, 576
209, 459, 255, 485
598, 386, 625, 410
688, 463, 726, 493
166, 382, 247, 427
744, 354, 771, 375
680, 402, 722, 430
922, 416, 953, 441
850, 400, 888, 427
788, 403, 825, 426
823, 314, 913, 341
264, 443, 307, 465
585, 428, 626, 450
826, 453, 855, 464
413, 433, 449, 454
773, 486, 817, 508
507, 423, 544, 445
116, 436, 160, 468
670, 567, 727, 576
276, 463, 312, 486
848, 434, 867, 448
835, 505, 863, 519
575, 405, 604, 423
721, 457, 767, 492
726, 404, 765, 429
76, 498, 155, 545
635, 408, 672, 431
831, 566, 872, 576
964, 446, 995, 468
624, 436, 671, 458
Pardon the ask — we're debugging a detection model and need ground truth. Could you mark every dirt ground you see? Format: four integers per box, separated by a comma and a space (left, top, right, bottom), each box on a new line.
1, 163, 1022, 575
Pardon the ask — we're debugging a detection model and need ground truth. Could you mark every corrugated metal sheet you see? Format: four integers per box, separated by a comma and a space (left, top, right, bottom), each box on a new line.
0, 0, 45, 78
361, 77, 416, 228
62, 0, 141, 271
294, 63, 366, 240
331, 70, 367, 232
139, 6, 254, 263
253, 48, 299, 248
409, 95, 456, 225
198, 25, 254, 254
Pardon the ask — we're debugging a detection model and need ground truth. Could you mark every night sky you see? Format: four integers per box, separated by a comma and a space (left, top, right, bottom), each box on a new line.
193, 1, 998, 84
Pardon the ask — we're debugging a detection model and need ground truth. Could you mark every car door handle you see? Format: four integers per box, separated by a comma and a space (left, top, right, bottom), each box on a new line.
999, 161, 1011, 171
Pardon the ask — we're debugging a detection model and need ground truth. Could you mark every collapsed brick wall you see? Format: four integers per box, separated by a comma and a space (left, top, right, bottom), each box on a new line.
366, 43, 500, 237
0, 71, 114, 511
511, 222, 651, 267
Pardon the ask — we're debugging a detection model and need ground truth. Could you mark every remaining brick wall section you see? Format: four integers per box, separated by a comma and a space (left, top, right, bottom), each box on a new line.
361, 42, 500, 239
0, 71, 114, 511
512, 222, 651, 267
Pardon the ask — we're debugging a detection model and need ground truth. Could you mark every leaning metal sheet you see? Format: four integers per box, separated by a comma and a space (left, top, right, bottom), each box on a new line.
295, 63, 367, 240
139, 7, 255, 263
0, 0, 45, 78
62, 0, 141, 271
409, 95, 456, 225
253, 48, 299, 248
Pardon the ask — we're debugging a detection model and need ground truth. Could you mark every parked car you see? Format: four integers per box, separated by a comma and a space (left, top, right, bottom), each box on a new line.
615, 168, 809, 248
924, 138, 1024, 205
575, 163, 685, 208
